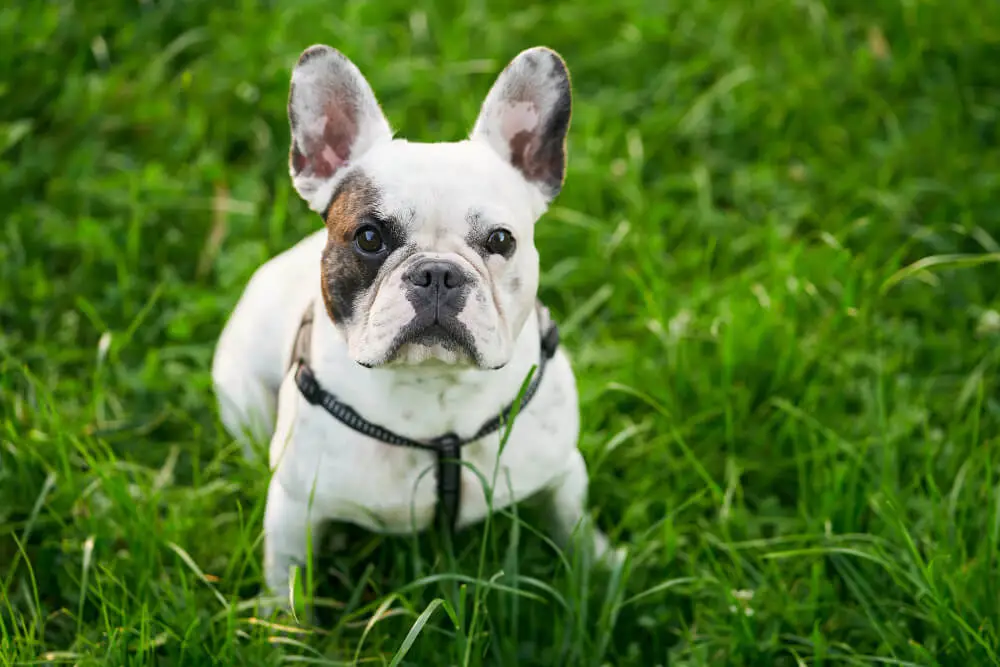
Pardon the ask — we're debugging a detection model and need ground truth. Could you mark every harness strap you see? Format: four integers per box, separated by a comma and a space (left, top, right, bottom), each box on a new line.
290, 300, 559, 532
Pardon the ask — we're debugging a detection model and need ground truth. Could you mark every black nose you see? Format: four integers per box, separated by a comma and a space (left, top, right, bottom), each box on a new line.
404, 261, 469, 291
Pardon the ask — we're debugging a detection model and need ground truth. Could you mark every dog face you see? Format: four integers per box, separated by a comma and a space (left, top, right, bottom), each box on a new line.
286, 45, 572, 370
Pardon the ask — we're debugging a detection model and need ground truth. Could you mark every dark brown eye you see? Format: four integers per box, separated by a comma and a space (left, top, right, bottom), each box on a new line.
485, 228, 515, 256
354, 225, 385, 254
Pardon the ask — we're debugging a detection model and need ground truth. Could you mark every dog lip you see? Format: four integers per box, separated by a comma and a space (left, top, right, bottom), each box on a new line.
405, 322, 463, 348
380, 316, 479, 365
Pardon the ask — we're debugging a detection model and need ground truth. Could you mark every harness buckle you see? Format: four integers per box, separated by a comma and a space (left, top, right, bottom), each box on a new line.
433, 432, 461, 455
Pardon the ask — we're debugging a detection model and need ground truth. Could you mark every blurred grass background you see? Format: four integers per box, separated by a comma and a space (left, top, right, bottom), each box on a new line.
2, 0, 1000, 665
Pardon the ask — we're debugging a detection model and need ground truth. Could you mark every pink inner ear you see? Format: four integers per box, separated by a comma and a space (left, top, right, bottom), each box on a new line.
500, 100, 540, 143
295, 103, 358, 179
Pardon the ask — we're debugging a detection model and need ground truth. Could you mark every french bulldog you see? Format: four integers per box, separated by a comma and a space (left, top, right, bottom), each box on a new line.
211, 44, 623, 607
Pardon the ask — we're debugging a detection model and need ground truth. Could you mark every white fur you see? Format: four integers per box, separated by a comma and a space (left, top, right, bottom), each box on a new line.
339, 138, 546, 369
211, 46, 623, 608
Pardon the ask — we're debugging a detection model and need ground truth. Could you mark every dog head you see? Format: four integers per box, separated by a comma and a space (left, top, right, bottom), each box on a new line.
286, 45, 571, 370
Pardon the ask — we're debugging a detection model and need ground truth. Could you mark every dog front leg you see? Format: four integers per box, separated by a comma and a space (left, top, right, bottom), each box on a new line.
262, 477, 324, 614
541, 449, 626, 569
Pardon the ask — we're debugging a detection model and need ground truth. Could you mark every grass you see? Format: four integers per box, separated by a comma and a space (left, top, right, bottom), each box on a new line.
2, 0, 1000, 664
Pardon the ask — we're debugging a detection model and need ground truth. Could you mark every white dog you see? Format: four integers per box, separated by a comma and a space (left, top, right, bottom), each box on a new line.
211, 44, 622, 605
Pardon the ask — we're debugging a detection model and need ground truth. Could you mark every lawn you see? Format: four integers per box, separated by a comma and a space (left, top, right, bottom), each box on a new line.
2, 0, 1000, 664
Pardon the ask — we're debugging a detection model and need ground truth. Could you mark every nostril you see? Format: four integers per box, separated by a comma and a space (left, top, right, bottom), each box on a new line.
405, 261, 467, 290
406, 268, 432, 288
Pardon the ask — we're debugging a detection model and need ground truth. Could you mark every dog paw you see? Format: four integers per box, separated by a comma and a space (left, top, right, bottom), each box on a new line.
597, 544, 629, 571
591, 531, 629, 571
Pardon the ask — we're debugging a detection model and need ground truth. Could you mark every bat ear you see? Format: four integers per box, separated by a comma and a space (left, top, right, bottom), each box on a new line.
287, 45, 393, 212
470, 47, 572, 202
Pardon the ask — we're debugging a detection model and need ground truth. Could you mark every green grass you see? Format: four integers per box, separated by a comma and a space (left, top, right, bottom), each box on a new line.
2, 0, 1000, 664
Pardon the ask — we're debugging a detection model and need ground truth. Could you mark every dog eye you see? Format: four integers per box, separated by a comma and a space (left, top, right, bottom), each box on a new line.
485, 228, 515, 256
354, 225, 385, 254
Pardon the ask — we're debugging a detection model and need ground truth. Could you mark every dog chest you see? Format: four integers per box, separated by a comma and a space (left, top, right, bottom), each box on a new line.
274, 409, 572, 534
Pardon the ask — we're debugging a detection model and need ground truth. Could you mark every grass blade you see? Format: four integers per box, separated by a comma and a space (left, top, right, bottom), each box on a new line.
388, 598, 446, 667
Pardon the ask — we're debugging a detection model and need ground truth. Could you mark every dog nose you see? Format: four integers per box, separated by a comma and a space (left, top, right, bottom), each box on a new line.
404, 261, 469, 291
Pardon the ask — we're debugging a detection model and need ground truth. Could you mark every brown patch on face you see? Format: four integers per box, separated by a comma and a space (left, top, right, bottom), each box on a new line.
317, 171, 406, 326
323, 171, 379, 244
318, 171, 379, 323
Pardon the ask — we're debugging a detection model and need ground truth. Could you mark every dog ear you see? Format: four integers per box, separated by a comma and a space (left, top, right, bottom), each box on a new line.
287, 46, 393, 213
470, 47, 572, 203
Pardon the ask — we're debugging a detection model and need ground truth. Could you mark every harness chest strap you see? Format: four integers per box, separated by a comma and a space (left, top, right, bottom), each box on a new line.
288, 301, 560, 532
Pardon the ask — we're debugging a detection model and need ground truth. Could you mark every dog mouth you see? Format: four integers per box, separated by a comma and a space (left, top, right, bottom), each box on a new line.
402, 323, 465, 350
366, 318, 480, 368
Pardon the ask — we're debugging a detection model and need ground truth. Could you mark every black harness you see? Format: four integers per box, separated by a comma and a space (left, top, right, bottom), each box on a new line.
289, 302, 560, 532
